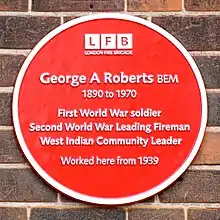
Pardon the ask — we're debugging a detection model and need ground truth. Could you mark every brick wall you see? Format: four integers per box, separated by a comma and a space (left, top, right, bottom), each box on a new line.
0, 0, 219, 219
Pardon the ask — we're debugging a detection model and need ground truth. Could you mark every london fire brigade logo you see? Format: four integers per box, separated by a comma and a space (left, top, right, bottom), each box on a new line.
84, 33, 133, 55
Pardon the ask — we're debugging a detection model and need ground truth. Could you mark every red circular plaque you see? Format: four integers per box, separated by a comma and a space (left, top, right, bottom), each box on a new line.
13, 14, 207, 205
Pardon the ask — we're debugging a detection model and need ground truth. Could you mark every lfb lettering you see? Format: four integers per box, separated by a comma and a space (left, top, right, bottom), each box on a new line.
85, 34, 133, 49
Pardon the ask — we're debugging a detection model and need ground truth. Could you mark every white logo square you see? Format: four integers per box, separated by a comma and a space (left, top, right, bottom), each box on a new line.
84, 34, 100, 49
101, 34, 117, 49
117, 34, 133, 49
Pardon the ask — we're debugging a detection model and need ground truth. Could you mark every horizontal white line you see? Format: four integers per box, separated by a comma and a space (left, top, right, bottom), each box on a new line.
130, 203, 220, 209
0, 202, 88, 208
0, 87, 13, 93
0, 202, 219, 208
0, 126, 13, 131
0, 11, 219, 17
206, 89, 220, 93
206, 127, 220, 132
152, 11, 220, 16
0, 49, 30, 56
130, 11, 220, 16
0, 11, 93, 17
190, 51, 220, 56
0, 49, 219, 57
0, 164, 29, 169
0, 87, 219, 94
0, 11, 63, 17
189, 165, 220, 171
0, 164, 218, 170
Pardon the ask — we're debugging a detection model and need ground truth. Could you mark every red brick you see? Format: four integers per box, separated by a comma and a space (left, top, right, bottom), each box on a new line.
193, 132, 220, 164
31, 208, 125, 220
0, 208, 26, 220
128, 0, 182, 11
0, 17, 60, 49
188, 208, 220, 220
185, 0, 220, 11
0, 169, 57, 202
128, 208, 184, 220
0, 55, 25, 87
0, 0, 28, 11
0, 131, 25, 163
32, 0, 124, 12
159, 171, 220, 203
152, 16, 220, 51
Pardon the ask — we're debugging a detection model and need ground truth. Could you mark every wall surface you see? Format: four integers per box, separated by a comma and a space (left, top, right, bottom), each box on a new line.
0, 0, 219, 219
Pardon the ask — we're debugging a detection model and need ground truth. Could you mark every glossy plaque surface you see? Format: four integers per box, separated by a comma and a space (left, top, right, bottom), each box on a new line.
13, 14, 207, 205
